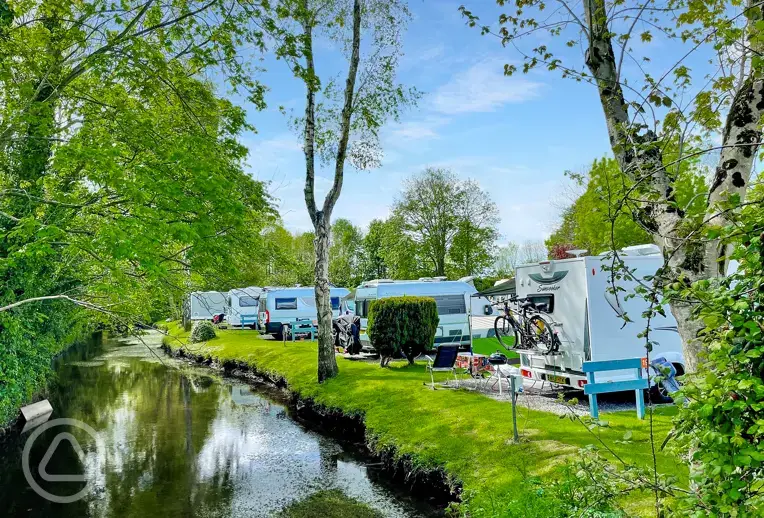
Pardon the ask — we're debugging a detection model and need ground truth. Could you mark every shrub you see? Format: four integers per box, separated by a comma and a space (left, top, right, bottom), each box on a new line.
190, 320, 216, 343
367, 296, 439, 366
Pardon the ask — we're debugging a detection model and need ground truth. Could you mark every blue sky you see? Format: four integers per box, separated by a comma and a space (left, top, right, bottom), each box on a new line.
232, 1, 686, 243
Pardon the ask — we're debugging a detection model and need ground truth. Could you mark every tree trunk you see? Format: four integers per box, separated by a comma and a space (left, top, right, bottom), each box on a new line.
314, 212, 338, 382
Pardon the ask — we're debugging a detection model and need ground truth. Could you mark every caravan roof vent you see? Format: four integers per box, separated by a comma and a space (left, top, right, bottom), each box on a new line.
566, 249, 588, 257
458, 275, 475, 285
434, 276, 447, 281
620, 244, 661, 256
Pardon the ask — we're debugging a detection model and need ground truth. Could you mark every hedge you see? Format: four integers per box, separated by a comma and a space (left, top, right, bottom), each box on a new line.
366, 296, 439, 366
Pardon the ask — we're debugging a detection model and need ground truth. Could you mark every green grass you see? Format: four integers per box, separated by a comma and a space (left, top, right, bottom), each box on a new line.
275, 490, 381, 518
163, 323, 686, 516
470, 337, 519, 357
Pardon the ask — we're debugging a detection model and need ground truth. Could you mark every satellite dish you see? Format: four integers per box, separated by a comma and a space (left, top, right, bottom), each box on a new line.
566, 249, 588, 257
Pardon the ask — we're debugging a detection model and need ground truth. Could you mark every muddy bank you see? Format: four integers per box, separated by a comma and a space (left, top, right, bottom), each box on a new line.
162, 343, 461, 511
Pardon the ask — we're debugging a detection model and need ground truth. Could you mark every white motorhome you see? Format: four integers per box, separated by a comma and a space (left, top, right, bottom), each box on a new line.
514, 244, 685, 390
354, 278, 494, 349
226, 286, 262, 328
186, 291, 227, 321
258, 286, 350, 339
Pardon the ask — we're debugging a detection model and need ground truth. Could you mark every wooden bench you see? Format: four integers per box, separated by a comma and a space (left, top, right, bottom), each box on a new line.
583, 357, 648, 419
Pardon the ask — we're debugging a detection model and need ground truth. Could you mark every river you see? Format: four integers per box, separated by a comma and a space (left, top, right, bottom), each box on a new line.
0, 332, 436, 517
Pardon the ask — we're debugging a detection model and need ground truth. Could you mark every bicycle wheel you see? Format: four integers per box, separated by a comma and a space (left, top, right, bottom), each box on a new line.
527, 315, 556, 354
494, 316, 520, 351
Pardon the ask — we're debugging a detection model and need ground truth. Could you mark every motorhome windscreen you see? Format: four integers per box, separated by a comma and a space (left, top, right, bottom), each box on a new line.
275, 298, 298, 310
433, 295, 467, 315
239, 296, 258, 307
526, 294, 554, 313
356, 299, 370, 317
331, 297, 340, 310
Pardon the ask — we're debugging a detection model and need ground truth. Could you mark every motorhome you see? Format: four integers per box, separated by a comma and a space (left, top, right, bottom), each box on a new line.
514, 244, 685, 390
354, 278, 495, 349
186, 291, 227, 321
258, 286, 350, 339
226, 286, 262, 328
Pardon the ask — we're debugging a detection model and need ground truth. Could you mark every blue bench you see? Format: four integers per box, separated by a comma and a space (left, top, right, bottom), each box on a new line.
583, 358, 648, 420
289, 319, 317, 342
239, 314, 258, 328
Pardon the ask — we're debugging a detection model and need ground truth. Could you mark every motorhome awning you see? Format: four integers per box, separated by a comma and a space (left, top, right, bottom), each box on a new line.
475, 278, 516, 297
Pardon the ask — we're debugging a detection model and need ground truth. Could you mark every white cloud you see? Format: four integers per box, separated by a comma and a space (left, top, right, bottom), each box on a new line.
388, 117, 449, 140
432, 60, 543, 114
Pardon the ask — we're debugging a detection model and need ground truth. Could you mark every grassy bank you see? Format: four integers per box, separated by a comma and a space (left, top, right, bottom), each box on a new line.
163, 323, 686, 516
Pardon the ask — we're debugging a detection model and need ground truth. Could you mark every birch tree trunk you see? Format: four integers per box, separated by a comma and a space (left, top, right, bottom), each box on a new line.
301, 0, 361, 382
582, 0, 764, 372
313, 212, 337, 381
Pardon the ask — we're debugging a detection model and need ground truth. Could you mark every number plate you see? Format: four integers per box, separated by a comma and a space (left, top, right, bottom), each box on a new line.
547, 374, 568, 385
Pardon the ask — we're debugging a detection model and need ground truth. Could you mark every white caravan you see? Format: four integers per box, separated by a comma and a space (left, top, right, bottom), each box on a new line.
258, 286, 350, 339
226, 287, 262, 328
514, 244, 685, 390
354, 278, 494, 349
187, 291, 227, 321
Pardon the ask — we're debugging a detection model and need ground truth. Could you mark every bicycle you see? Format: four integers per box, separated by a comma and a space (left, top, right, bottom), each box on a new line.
492, 296, 559, 355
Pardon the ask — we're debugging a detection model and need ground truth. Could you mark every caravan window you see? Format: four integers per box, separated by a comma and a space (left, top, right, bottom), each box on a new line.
526, 294, 554, 313
239, 296, 258, 307
433, 295, 467, 315
275, 298, 298, 310
331, 297, 340, 310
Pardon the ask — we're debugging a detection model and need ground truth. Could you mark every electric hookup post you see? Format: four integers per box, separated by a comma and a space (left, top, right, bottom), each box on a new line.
510, 375, 519, 442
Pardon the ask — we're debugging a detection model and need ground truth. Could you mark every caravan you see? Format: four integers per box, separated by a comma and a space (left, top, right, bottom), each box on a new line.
186, 291, 227, 321
354, 278, 494, 349
226, 287, 261, 328
514, 245, 685, 390
258, 286, 350, 339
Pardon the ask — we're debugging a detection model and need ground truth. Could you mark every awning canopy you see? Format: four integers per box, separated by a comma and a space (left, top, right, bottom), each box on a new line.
475, 278, 516, 297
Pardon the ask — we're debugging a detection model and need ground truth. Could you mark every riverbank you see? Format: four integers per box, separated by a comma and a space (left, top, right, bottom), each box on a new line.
0, 325, 96, 435
162, 323, 688, 516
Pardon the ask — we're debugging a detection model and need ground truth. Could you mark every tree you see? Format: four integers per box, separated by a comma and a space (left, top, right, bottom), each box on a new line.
0, 0, 273, 421
269, 0, 416, 381
460, 0, 764, 372
493, 242, 522, 277
546, 158, 652, 255
520, 240, 547, 263
359, 219, 389, 280
394, 168, 499, 277
547, 158, 706, 256
329, 218, 363, 288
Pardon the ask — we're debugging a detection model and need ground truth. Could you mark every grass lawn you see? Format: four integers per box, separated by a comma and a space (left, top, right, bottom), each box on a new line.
470, 336, 519, 357
163, 323, 686, 516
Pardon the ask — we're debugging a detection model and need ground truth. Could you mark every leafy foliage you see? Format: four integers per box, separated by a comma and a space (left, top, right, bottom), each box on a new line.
190, 321, 217, 344
0, 0, 274, 424
394, 168, 499, 277
459, 450, 628, 518
666, 203, 764, 516
366, 296, 439, 366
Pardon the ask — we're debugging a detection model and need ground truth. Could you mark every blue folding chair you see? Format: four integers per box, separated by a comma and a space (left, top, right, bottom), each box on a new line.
425, 344, 461, 389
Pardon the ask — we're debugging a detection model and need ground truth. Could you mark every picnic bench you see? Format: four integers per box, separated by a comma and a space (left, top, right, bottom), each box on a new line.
583, 357, 648, 419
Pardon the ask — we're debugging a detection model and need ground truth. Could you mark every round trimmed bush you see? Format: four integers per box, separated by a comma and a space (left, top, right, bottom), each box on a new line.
366, 296, 439, 366
190, 320, 216, 343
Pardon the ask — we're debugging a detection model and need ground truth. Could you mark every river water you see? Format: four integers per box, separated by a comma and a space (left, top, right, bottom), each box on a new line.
0, 332, 434, 517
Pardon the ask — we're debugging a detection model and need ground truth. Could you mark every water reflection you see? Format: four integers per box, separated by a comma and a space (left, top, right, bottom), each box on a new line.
0, 333, 429, 517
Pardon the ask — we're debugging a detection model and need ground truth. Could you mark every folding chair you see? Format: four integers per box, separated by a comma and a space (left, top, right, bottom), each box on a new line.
425, 344, 460, 389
